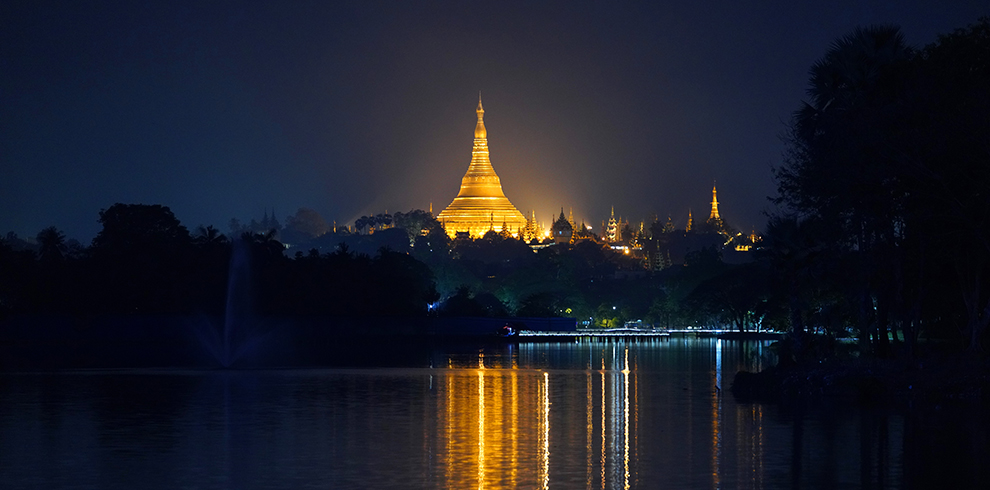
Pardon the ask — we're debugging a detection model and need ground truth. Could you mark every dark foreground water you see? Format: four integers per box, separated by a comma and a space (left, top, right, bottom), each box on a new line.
1, 338, 986, 489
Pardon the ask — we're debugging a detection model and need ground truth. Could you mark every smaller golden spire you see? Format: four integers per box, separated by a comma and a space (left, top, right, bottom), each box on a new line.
710, 183, 720, 220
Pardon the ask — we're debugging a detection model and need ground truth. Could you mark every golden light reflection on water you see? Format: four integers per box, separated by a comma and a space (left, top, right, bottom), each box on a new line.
434, 346, 635, 489
437, 352, 544, 488
623, 348, 631, 490
478, 356, 485, 490
432, 340, 767, 488
601, 361, 607, 489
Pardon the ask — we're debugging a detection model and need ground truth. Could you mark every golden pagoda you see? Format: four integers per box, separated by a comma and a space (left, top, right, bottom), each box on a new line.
438, 96, 528, 238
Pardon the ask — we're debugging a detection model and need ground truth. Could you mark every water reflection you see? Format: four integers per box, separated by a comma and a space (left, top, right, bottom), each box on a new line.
436, 351, 550, 488
436, 342, 644, 489
432, 339, 786, 489
1, 339, 984, 489
713, 339, 722, 489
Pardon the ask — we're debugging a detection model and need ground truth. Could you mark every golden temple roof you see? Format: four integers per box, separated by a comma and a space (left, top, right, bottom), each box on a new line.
438, 96, 528, 238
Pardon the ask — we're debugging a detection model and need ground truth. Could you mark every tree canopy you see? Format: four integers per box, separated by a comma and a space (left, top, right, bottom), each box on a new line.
772, 18, 990, 354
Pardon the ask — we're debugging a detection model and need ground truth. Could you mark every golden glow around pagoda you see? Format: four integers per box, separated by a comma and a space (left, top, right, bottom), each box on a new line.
438, 96, 528, 238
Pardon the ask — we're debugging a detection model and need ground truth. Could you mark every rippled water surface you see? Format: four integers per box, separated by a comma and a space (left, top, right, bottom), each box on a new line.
1, 338, 985, 489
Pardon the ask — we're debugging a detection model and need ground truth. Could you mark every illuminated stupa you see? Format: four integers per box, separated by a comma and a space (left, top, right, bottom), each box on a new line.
438, 96, 528, 238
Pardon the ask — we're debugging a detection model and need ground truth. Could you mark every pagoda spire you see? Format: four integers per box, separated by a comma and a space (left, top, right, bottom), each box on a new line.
475, 92, 487, 140
437, 97, 527, 238
710, 183, 720, 220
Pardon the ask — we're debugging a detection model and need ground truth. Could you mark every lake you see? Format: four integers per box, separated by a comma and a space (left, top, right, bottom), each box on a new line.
1, 338, 985, 489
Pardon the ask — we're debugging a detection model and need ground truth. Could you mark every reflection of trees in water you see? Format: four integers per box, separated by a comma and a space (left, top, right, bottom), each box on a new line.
778, 395, 990, 487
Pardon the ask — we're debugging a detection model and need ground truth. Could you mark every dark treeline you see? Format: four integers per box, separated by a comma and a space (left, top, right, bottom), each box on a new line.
0, 204, 438, 320
0, 202, 748, 329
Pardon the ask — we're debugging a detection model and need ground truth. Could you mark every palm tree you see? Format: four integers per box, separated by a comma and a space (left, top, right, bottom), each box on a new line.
195, 225, 228, 248
250, 229, 285, 258
796, 25, 910, 139
775, 26, 913, 357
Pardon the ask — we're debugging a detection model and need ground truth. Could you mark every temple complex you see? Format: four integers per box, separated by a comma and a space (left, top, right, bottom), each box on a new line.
438, 97, 528, 238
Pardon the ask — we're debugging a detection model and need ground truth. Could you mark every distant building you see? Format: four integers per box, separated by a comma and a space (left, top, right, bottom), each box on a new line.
706, 184, 725, 233
550, 208, 573, 244
438, 96, 528, 238
606, 207, 618, 242
572, 219, 595, 242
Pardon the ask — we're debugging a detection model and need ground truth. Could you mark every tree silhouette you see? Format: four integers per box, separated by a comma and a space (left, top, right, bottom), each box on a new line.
283, 208, 330, 244
194, 225, 228, 247
92, 204, 192, 254
36, 226, 66, 264
90, 203, 194, 313
773, 19, 990, 353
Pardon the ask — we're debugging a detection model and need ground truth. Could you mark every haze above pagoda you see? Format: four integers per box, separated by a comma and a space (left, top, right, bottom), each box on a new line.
437, 96, 528, 238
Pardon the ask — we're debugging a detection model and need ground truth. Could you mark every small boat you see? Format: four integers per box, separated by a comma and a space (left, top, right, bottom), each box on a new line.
496, 323, 520, 338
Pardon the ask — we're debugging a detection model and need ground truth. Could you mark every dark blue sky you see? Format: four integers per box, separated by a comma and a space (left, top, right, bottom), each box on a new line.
2, 1, 986, 241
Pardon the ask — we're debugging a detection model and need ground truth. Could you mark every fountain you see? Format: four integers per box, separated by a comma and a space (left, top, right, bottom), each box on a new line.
193, 237, 273, 367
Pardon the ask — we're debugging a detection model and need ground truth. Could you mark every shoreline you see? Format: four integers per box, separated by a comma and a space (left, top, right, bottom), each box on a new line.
731, 354, 990, 407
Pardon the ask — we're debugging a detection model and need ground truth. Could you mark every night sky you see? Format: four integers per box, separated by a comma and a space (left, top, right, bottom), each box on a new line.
2, 1, 986, 242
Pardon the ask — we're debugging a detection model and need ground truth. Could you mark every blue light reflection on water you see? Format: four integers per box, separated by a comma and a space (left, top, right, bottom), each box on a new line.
0, 338, 984, 489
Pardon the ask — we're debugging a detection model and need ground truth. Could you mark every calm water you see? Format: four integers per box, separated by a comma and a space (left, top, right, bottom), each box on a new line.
1, 338, 986, 489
